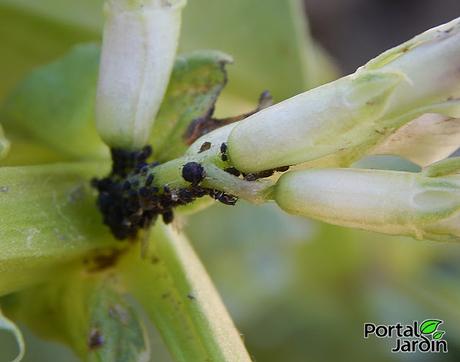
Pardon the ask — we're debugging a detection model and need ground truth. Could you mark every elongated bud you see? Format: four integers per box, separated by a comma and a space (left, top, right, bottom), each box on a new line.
228, 18, 460, 172
274, 168, 460, 242
96, 0, 186, 150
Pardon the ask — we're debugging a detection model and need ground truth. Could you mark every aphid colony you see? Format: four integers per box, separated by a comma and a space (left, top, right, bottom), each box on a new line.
92, 144, 238, 240
92, 141, 290, 240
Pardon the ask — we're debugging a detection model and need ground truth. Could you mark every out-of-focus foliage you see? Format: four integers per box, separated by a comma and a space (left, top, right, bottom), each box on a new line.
0, 1, 460, 362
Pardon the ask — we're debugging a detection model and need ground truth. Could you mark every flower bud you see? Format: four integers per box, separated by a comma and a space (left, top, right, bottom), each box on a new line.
275, 168, 460, 242
96, 0, 186, 150
228, 18, 460, 172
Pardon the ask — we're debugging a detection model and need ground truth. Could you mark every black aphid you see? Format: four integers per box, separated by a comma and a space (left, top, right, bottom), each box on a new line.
224, 167, 241, 177
145, 174, 154, 186
182, 162, 206, 185
93, 145, 242, 240
162, 210, 174, 224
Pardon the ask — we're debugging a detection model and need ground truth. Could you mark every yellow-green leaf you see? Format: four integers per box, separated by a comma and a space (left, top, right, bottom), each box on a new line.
3, 270, 149, 362
0, 3, 97, 101
0, 44, 108, 163
0, 162, 117, 296
150, 50, 232, 161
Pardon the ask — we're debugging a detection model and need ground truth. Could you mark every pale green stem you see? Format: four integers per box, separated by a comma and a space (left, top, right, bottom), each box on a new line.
118, 222, 251, 362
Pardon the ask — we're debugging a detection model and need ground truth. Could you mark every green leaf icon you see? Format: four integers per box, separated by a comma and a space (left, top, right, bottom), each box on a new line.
420, 319, 442, 334
433, 331, 445, 340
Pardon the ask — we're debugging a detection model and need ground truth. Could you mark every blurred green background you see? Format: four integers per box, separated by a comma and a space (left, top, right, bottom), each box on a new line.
1, 0, 460, 361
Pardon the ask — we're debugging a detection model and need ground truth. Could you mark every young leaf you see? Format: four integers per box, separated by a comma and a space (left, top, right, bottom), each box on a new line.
87, 282, 150, 362
118, 222, 251, 362
180, 0, 337, 101
0, 162, 117, 296
3, 269, 149, 362
0, 308, 24, 362
420, 319, 442, 335
0, 3, 97, 101
0, 43, 108, 162
1, 43, 234, 165
150, 51, 232, 162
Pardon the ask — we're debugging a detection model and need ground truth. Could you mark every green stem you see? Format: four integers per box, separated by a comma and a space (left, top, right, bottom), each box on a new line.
118, 222, 252, 362
129, 155, 275, 204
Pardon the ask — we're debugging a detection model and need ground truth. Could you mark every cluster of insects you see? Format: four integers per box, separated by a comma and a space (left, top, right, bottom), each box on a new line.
91, 91, 290, 241
92, 144, 240, 240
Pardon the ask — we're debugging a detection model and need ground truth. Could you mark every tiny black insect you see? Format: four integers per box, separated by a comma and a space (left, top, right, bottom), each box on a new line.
224, 167, 241, 177
182, 162, 206, 185
275, 165, 290, 172
145, 174, 154, 186
220, 143, 227, 154
162, 210, 174, 224
122, 180, 131, 191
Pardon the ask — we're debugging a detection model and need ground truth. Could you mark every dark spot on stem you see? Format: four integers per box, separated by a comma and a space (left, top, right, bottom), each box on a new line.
88, 328, 104, 350
198, 141, 212, 153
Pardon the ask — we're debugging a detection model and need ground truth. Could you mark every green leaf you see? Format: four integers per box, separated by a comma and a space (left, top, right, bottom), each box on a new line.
420, 319, 442, 334
118, 222, 251, 362
3, 269, 149, 362
0, 3, 98, 101
150, 51, 232, 161
0, 43, 108, 163
1, 44, 232, 164
0, 0, 337, 103
87, 283, 150, 362
0, 308, 24, 362
432, 330, 445, 340
0, 162, 117, 296
180, 0, 338, 102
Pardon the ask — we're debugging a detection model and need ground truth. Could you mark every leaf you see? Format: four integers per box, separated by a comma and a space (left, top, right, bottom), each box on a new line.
150, 50, 232, 161
87, 284, 150, 362
3, 269, 149, 362
180, 0, 338, 102
0, 0, 338, 103
0, 43, 108, 162
432, 330, 445, 340
0, 162, 118, 296
0, 3, 98, 101
0, 308, 25, 362
419, 319, 442, 335
118, 222, 251, 362
1, 44, 233, 164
